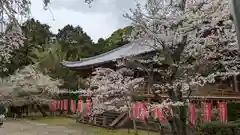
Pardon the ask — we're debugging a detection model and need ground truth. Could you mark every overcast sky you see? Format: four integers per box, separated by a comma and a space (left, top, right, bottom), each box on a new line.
30, 0, 141, 42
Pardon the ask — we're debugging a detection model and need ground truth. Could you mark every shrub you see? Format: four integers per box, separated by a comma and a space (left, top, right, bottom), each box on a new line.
227, 102, 240, 121
196, 121, 240, 135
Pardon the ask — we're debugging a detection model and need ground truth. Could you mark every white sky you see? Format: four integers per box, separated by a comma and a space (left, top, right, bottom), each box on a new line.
30, 0, 141, 42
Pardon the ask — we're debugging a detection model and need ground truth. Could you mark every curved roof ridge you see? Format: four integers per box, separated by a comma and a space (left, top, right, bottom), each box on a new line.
81, 39, 140, 62
62, 38, 153, 68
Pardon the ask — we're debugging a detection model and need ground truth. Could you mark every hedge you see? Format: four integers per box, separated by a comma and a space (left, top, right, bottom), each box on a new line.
196, 121, 240, 135
227, 102, 240, 121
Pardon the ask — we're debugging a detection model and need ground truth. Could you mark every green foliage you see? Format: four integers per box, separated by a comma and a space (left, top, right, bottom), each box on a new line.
197, 121, 240, 135
132, 96, 145, 102
30, 43, 81, 90
57, 25, 92, 44
94, 26, 133, 55
22, 18, 53, 46
56, 24, 95, 59
227, 102, 240, 121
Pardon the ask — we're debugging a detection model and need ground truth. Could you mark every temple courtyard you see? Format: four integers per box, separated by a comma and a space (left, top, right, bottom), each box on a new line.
0, 120, 90, 135
0, 118, 155, 135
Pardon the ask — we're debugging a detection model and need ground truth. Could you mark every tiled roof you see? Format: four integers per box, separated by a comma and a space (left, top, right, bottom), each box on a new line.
62, 38, 154, 68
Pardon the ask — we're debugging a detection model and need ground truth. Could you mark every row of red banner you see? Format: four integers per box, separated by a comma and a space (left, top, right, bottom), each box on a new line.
49, 100, 228, 125
130, 102, 228, 125
188, 102, 228, 126
130, 102, 172, 122
49, 99, 92, 115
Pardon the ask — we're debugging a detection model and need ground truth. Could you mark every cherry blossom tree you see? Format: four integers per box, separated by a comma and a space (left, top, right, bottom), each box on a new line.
0, 0, 50, 20
0, 23, 25, 73
0, 65, 62, 115
10, 65, 61, 102
0, 0, 94, 21
124, 0, 239, 135
86, 67, 144, 115
125, 0, 239, 104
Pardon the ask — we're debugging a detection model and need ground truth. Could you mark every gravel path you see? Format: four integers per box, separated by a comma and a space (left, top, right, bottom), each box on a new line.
0, 120, 94, 135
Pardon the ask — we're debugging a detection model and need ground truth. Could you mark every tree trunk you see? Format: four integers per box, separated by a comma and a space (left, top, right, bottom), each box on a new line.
168, 118, 178, 135
179, 106, 187, 135
233, 75, 239, 92
36, 105, 47, 117
167, 86, 188, 135
133, 119, 138, 135
230, 0, 240, 48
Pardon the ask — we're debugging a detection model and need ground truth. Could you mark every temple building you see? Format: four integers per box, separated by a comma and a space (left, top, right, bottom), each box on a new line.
61, 38, 240, 130
62, 39, 240, 103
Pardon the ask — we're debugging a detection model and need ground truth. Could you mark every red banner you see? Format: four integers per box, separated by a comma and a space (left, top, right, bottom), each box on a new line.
188, 103, 196, 127
70, 100, 76, 113
218, 102, 228, 122
131, 102, 148, 119
136, 102, 141, 119
158, 108, 168, 122
203, 103, 212, 122
139, 102, 149, 120
49, 100, 57, 111
63, 99, 68, 111
86, 99, 92, 116
78, 100, 84, 113
56, 100, 61, 110
131, 102, 140, 119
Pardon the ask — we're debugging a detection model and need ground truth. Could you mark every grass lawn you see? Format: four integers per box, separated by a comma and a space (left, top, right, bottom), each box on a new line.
30, 116, 160, 135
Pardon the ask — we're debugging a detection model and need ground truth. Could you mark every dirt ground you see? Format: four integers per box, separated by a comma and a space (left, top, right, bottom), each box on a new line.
0, 120, 94, 135
0, 117, 159, 135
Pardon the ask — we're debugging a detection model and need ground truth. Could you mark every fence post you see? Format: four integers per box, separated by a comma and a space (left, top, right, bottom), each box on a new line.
103, 116, 107, 126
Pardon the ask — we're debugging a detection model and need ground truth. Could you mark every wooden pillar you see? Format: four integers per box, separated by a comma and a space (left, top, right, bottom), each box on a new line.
147, 64, 153, 102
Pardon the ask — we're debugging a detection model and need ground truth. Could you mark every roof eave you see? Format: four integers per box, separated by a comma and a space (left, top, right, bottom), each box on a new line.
61, 60, 116, 70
